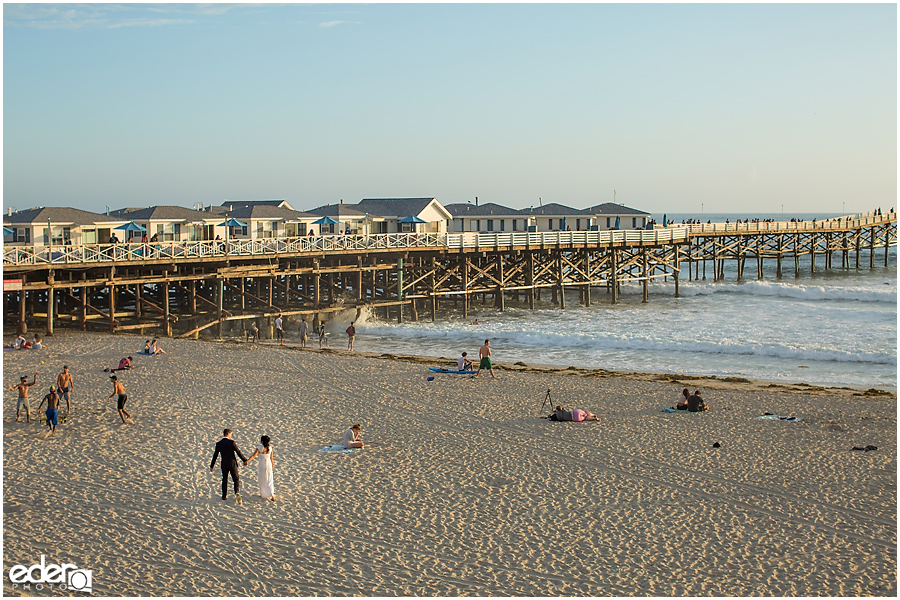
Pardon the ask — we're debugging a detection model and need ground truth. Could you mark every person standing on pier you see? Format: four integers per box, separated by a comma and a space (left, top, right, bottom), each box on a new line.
474, 339, 497, 379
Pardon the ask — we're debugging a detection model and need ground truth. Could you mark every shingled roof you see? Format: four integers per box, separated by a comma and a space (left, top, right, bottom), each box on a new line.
523, 203, 592, 216
4, 206, 114, 225
210, 205, 318, 221
585, 202, 650, 216
306, 204, 368, 218
356, 198, 439, 218
444, 202, 522, 217
219, 199, 295, 211
109, 205, 210, 221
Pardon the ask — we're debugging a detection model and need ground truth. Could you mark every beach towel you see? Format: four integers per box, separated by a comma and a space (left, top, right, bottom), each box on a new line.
756, 414, 803, 422
319, 444, 353, 454
661, 407, 699, 414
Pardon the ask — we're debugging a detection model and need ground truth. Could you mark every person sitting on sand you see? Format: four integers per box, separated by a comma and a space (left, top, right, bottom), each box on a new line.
553, 405, 599, 422
148, 339, 166, 355
31, 334, 43, 350
676, 388, 690, 411
458, 352, 474, 371
12, 334, 26, 349
688, 390, 709, 412
143, 340, 153, 354
343, 423, 364, 449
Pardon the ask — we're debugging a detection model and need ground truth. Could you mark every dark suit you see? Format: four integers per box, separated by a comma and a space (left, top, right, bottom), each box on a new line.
210, 437, 249, 499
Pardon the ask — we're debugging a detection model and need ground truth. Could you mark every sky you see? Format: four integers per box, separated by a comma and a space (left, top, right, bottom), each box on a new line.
3, 2, 897, 215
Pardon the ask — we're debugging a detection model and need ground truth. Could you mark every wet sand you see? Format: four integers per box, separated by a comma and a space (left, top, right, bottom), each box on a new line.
3, 331, 896, 596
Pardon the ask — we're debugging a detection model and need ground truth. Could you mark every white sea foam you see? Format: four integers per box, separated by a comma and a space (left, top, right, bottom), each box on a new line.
334, 252, 896, 389
676, 280, 897, 303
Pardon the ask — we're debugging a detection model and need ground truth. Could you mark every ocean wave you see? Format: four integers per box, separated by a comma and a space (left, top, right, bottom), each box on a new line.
676, 280, 896, 303
360, 321, 896, 366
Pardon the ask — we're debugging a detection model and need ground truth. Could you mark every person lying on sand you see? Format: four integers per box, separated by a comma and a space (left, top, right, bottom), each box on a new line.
551, 405, 599, 422
105, 357, 134, 372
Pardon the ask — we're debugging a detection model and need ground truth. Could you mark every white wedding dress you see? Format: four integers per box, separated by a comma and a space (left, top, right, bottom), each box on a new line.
256, 445, 275, 500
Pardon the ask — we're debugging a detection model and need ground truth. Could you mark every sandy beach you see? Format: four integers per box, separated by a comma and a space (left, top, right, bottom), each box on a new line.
3, 331, 896, 596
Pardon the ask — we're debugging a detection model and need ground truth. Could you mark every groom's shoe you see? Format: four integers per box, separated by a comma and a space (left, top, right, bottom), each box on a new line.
235, 493, 242, 506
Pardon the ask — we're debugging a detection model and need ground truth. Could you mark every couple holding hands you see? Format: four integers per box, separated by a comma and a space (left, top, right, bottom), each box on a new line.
210, 429, 275, 504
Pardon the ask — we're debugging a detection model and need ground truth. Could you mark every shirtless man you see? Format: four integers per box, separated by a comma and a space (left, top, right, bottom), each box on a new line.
474, 339, 496, 378
107, 375, 132, 424
56, 366, 73, 415
9, 372, 37, 422
37, 386, 61, 436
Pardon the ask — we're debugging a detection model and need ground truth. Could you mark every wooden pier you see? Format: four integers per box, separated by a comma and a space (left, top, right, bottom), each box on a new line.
3, 213, 895, 339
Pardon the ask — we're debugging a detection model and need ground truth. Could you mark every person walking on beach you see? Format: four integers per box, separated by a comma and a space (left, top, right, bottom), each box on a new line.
346, 322, 356, 351
245, 435, 276, 501
247, 322, 260, 343
56, 366, 73, 415
9, 372, 37, 422
474, 339, 497, 378
275, 314, 284, 346
318, 324, 329, 349
343, 424, 364, 449
37, 386, 61, 436
107, 375, 132, 424
210, 428, 249, 504
298, 318, 309, 348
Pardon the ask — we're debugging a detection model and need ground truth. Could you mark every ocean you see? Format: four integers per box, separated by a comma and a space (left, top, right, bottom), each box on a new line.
330, 213, 897, 391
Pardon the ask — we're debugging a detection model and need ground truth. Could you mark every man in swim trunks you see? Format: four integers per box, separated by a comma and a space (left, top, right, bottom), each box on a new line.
275, 314, 284, 345
474, 339, 496, 378
9, 372, 37, 423
56, 365, 73, 415
107, 375, 132, 424
37, 386, 61, 436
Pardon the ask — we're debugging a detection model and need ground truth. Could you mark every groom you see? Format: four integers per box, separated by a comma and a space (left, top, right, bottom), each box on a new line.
210, 428, 249, 504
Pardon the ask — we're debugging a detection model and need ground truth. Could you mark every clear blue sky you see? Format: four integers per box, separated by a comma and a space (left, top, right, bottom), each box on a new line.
3, 3, 896, 215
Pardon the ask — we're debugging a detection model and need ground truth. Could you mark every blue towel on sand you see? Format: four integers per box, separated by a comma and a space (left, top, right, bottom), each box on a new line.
319, 444, 353, 453
661, 407, 699, 414
756, 414, 803, 422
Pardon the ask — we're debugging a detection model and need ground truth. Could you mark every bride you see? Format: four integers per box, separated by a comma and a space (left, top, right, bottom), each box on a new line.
246, 435, 275, 501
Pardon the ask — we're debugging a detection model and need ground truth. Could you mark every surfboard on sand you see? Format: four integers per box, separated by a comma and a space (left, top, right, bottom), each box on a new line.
428, 367, 477, 375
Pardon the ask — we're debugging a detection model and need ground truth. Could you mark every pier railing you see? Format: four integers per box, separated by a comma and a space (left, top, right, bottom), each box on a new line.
669, 210, 895, 235
3, 228, 689, 267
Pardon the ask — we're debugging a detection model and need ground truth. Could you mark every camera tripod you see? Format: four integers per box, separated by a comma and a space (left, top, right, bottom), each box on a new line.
538, 388, 553, 416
